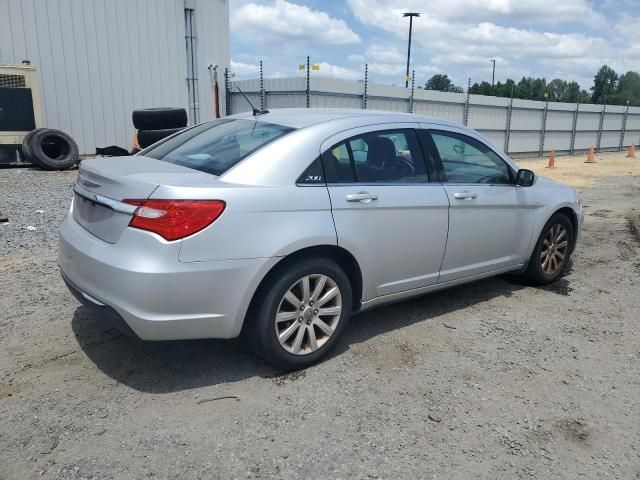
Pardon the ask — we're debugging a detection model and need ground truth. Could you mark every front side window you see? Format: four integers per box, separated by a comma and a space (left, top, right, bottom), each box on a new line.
430, 131, 512, 184
323, 129, 428, 183
143, 119, 295, 176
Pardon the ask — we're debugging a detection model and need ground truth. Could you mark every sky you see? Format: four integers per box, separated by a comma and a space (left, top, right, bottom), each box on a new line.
229, 0, 640, 91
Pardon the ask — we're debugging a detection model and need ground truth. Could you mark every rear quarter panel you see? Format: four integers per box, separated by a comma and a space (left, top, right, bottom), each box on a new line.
161, 183, 337, 262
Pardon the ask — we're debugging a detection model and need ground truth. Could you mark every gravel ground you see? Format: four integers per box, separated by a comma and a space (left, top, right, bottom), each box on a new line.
1, 155, 639, 479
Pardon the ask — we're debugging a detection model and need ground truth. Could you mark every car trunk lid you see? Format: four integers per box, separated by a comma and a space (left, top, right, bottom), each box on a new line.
72, 156, 219, 243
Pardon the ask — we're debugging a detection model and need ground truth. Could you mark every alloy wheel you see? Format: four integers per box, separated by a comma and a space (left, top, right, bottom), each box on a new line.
540, 224, 569, 275
274, 274, 342, 355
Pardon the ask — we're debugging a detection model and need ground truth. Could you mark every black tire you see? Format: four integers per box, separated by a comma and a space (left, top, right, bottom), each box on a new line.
132, 108, 187, 130
27, 129, 79, 170
523, 213, 574, 285
246, 257, 353, 370
21, 128, 47, 166
137, 128, 183, 149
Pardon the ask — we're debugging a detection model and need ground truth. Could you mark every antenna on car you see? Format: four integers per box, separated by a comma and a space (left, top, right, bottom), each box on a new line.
236, 86, 269, 116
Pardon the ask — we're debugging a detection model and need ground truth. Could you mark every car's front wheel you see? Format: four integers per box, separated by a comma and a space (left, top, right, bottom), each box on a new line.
523, 212, 574, 284
246, 258, 352, 369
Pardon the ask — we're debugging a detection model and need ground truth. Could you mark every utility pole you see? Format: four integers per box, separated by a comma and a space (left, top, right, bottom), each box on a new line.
491, 59, 496, 87
403, 12, 420, 88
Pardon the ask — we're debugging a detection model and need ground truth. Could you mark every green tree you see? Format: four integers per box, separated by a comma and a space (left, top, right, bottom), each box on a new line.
516, 77, 533, 99
434, 66, 637, 104
425, 74, 463, 93
561, 81, 582, 102
547, 78, 567, 101
612, 71, 640, 106
497, 79, 516, 98
469, 82, 482, 94
578, 89, 592, 103
591, 65, 618, 104
531, 78, 548, 101
470, 81, 494, 96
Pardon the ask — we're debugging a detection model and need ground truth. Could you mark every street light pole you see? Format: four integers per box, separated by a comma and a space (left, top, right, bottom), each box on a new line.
491, 59, 496, 87
403, 12, 420, 88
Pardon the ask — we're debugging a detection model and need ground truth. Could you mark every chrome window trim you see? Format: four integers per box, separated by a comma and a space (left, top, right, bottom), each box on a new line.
318, 122, 433, 185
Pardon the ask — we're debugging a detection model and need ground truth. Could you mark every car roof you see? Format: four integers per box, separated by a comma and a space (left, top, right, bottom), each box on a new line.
228, 108, 463, 130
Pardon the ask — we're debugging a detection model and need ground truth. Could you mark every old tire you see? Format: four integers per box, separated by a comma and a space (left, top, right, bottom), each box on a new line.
523, 213, 574, 285
132, 108, 187, 130
245, 257, 352, 370
27, 129, 79, 170
21, 128, 47, 166
137, 128, 183, 148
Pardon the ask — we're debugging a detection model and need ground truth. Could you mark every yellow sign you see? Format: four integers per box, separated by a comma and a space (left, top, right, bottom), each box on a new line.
405, 75, 412, 82
312, 64, 320, 71
298, 64, 306, 70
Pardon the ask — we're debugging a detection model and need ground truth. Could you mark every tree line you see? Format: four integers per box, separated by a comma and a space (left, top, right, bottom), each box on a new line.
421, 65, 640, 106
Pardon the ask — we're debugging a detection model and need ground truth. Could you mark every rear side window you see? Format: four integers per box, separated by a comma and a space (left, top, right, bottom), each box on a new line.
143, 119, 295, 176
322, 143, 355, 183
322, 129, 428, 183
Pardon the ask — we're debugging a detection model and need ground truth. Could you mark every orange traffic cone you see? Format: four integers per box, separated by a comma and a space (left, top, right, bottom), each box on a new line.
547, 148, 556, 168
627, 144, 636, 158
585, 146, 596, 164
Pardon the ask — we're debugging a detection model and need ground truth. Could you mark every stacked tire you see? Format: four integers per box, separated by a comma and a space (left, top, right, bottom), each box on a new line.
133, 108, 188, 149
21, 128, 79, 170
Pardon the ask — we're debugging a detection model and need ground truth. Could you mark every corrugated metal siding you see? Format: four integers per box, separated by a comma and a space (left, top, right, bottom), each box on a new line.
0, 0, 228, 154
193, 0, 230, 124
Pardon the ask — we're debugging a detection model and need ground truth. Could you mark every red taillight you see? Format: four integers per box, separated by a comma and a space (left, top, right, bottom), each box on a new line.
123, 199, 225, 241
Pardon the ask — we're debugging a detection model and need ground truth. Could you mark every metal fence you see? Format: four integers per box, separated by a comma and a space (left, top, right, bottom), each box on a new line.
225, 65, 640, 158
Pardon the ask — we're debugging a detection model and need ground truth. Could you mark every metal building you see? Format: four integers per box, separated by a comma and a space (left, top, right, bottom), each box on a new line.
0, 0, 229, 154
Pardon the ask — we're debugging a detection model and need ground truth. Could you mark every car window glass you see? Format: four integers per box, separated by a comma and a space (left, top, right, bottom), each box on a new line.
430, 131, 512, 184
322, 142, 355, 183
348, 130, 427, 183
143, 119, 294, 176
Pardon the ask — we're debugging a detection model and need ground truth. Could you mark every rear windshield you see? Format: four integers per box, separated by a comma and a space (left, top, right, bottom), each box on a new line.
143, 119, 295, 175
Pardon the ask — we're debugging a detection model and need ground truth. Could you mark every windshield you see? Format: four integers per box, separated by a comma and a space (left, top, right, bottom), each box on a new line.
143, 119, 295, 176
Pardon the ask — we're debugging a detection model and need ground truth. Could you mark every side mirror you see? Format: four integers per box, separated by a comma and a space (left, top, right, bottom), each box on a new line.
516, 169, 535, 187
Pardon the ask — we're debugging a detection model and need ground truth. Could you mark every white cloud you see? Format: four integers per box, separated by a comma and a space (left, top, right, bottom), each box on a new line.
346, 0, 621, 87
347, 0, 604, 27
315, 63, 362, 80
229, 0, 631, 91
230, 59, 288, 79
232, 0, 361, 45
366, 62, 406, 76
365, 44, 405, 64
230, 60, 260, 76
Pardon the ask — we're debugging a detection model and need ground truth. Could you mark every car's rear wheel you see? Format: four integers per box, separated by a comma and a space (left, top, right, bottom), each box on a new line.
523, 213, 574, 285
246, 258, 352, 369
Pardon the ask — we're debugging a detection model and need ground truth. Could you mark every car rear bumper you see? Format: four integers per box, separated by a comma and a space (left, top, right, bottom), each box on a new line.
58, 214, 277, 340
62, 272, 139, 338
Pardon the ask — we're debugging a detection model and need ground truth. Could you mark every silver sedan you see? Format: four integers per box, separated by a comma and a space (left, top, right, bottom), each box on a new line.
58, 109, 583, 368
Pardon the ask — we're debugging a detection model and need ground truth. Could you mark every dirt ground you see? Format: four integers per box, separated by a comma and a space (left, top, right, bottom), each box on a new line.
1, 151, 639, 479
517, 149, 640, 188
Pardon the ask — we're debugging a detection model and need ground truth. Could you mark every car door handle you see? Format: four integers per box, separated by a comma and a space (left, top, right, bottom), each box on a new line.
453, 191, 477, 200
346, 192, 378, 203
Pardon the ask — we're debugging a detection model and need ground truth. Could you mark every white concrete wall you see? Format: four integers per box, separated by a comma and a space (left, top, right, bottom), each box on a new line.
0, 0, 229, 154
230, 77, 640, 156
